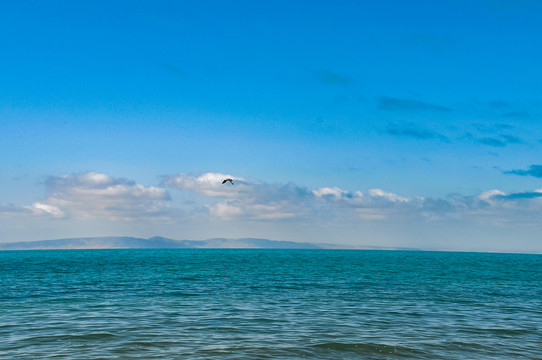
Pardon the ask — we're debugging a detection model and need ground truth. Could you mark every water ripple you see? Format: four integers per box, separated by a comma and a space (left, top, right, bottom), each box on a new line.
1, 249, 541, 359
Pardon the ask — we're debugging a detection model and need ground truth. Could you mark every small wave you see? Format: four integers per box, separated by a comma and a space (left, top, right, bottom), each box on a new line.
460, 327, 535, 336
70, 332, 120, 341
121, 340, 179, 349
167, 291, 200, 297
427, 341, 493, 352
175, 276, 202, 281
312, 341, 425, 356
13, 332, 120, 348
482, 327, 535, 335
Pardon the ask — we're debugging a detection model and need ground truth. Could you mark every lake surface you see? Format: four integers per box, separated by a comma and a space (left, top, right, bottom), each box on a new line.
1, 249, 541, 359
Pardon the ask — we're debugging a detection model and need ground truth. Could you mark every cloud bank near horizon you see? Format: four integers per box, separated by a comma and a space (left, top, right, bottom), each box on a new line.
2, 170, 542, 252
2, 171, 541, 231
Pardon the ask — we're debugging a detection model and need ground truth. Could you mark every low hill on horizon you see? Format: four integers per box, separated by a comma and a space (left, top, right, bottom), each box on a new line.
0, 236, 347, 250
0, 236, 422, 251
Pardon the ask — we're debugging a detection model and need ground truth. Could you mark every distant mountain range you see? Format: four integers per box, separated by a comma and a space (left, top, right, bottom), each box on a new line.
0, 236, 337, 250
0, 236, 420, 251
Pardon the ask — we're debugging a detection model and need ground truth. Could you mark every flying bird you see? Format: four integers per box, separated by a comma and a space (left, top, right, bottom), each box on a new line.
222, 178, 234, 185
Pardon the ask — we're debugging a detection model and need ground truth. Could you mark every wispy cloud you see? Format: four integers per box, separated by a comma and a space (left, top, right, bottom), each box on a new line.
500, 135, 523, 144
488, 100, 511, 109
496, 191, 542, 200
502, 111, 531, 119
386, 124, 449, 142
162, 63, 185, 77
0, 204, 33, 215
465, 133, 524, 147
417, 188, 542, 225
312, 69, 351, 86
473, 123, 514, 133
504, 165, 542, 178
378, 96, 451, 112
481, 101, 532, 119
478, 137, 507, 147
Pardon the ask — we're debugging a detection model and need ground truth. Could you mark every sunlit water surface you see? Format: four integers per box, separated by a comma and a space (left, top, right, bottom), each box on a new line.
1, 249, 541, 359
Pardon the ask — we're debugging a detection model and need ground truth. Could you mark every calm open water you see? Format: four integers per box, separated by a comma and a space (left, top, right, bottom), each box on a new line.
1, 249, 541, 359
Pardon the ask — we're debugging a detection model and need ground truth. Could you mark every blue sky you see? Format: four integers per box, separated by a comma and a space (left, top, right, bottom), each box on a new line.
1, 0, 542, 252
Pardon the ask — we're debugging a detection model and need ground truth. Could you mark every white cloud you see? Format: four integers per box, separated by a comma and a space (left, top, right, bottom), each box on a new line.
35, 172, 172, 221
78, 172, 114, 186
312, 186, 419, 220
166, 172, 311, 220
5, 170, 542, 233
164, 173, 430, 222
479, 189, 506, 203
207, 201, 243, 219
313, 187, 353, 199
30, 202, 65, 218
368, 188, 410, 203
162, 172, 248, 198
167, 172, 537, 223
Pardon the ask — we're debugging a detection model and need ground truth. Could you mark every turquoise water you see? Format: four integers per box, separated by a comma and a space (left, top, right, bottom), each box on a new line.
1, 249, 541, 359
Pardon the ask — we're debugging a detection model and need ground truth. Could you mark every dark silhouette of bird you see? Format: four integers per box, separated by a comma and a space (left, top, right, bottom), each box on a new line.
222, 178, 234, 185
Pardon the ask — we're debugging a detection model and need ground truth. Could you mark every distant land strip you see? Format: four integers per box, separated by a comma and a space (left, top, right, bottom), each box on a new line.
0, 236, 419, 251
